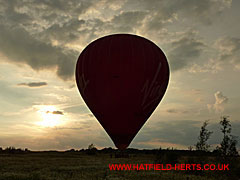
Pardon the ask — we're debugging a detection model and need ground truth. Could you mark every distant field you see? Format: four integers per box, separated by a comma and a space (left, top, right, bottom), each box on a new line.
0, 150, 239, 180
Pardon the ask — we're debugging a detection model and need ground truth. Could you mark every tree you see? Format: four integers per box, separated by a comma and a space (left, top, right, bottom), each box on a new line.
219, 116, 239, 156
86, 143, 97, 155
195, 120, 213, 151
188, 146, 194, 151
88, 143, 96, 150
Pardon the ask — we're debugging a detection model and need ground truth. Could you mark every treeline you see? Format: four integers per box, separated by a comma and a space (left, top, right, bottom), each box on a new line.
0, 146, 30, 153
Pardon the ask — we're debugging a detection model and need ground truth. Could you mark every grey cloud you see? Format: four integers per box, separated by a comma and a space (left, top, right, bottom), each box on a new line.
134, 120, 201, 147
134, 119, 240, 149
52, 110, 64, 115
216, 37, 240, 68
36, 0, 92, 14
69, 84, 76, 89
17, 82, 47, 87
166, 108, 189, 114
124, 0, 231, 29
0, 0, 32, 24
0, 0, 232, 81
168, 31, 206, 71
0, 0, 90, 81
166, 0, 231, 25
110, 11, 147, 33
46, 110, 64, 115
43, 10, 147, 46
88, 114, 94, 117
0, 25, 77, 80
193, 37, 240, 73
43, 18, 86, 43
208, 120, 240, 145
4, 0, 93, 22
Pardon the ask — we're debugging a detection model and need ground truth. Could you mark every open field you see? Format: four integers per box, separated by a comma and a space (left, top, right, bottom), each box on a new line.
0, 150, 239, 180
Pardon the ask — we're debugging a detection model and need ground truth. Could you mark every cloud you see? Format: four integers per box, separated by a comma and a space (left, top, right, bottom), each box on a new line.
0, 25, 77, 80
166, 108, 189, 114
133, 120, 202, 148
215, 37, 240, 69
43, 18, 86, 44
109, 11, 147, 33
0, 0, 81, 81
136, 139, 187, 149
124, 0, 231, 29
17, 82, 47, 87
0, 0, 233, 81
188, 58, 223, 73
191, 37, 240, 73
51, 110, 64, 115
1, 0, 93, 24
1, 118, 239, 150
168, 31, 206, 71
88, 113, 94, 117
133, 118, 240, 149
165, 0, 232, 25
207, 91, 228, 113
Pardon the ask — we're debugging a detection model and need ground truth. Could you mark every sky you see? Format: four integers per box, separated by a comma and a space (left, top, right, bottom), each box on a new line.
0, 0, 239, 151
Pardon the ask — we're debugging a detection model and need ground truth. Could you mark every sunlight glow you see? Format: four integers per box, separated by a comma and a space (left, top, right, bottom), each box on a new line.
36, 105, 64, 127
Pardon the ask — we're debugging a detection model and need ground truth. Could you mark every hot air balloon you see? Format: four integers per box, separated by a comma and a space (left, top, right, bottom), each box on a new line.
76, 34, 169, 149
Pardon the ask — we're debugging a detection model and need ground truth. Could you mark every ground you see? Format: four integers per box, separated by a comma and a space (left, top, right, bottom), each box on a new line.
0, 150, 239, 180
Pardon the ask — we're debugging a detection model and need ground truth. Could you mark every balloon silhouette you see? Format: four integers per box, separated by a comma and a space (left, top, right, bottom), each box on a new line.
76, 34, 169, 149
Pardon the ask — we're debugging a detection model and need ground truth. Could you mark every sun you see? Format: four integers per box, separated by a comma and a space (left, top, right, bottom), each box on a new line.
36, 105, 63, 127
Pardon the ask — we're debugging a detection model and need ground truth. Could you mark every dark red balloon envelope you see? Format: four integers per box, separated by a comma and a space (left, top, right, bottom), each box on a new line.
76, 34, 169, 149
